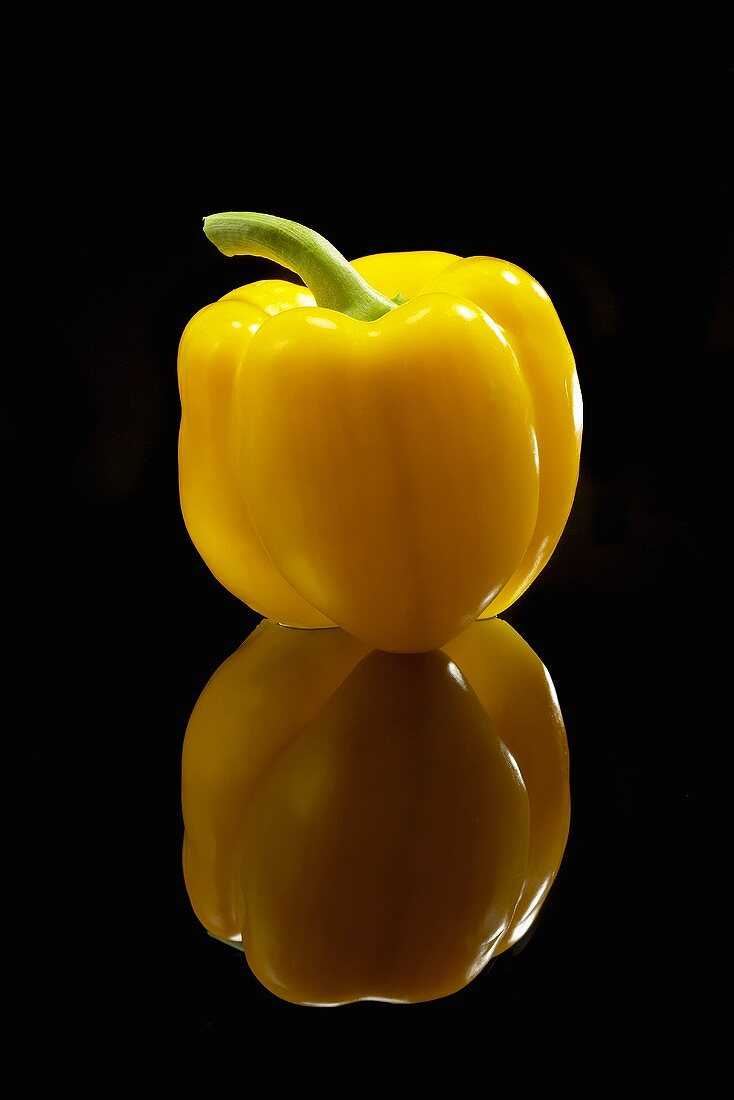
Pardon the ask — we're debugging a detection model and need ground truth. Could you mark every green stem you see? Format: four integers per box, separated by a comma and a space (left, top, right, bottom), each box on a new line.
203, 211, 399, 322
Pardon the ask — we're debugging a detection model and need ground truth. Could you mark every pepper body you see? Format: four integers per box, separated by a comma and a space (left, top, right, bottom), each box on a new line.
180, 215, 581, 651
182, 617, 570, 1005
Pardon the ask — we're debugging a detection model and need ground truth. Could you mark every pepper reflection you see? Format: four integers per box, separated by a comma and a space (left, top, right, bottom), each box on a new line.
182, 619, 569, 1006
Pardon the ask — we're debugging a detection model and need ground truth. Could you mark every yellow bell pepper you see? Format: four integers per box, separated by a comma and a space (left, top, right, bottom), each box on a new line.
182, 617, 570, 1006
179, 213, 582, 651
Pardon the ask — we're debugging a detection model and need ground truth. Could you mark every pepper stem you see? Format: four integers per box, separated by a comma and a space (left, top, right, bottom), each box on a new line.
203, 211, 399, 322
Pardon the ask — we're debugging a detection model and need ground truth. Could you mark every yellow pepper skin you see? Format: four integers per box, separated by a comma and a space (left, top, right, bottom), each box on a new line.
182, 617, 569, 1005
179, 281, 333, 627
355, 253, 582, 618
179, 213, 581, 652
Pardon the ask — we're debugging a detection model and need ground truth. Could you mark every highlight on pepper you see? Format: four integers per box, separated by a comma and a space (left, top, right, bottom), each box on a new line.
178, 212, 582, 652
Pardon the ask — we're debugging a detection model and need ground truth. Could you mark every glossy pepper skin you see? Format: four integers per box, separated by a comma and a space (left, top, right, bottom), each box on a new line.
179, 213, 582, 652
182, 617, 570, 1006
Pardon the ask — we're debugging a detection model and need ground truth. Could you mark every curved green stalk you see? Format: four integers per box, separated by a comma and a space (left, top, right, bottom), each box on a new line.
203, 211, 398, 322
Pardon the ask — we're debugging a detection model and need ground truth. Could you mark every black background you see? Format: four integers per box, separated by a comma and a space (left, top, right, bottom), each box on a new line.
29, 67, 731, 1057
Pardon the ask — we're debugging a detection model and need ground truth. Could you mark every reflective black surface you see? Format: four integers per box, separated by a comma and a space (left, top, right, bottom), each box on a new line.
47, 118, 728, 1050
